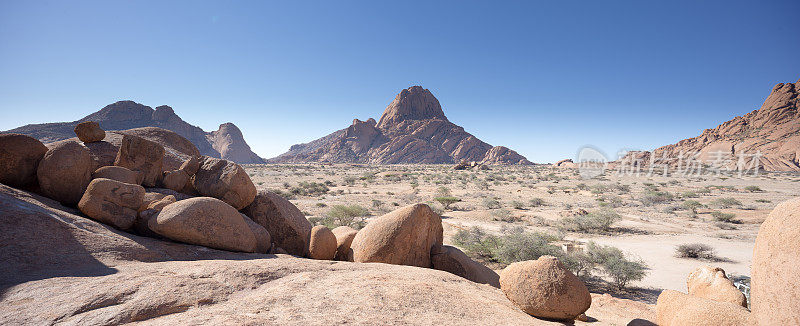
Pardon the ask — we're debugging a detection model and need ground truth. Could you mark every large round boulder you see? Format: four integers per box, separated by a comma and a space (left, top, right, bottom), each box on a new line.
350, 203, 443, 268
148, 197, 259, 253
241, 190, 311, 256
687, 266, 747, 307
656, 289, 751, 326
36, 141, 94, 206
92, 166, 142, 185
74, 121, 105, 143
499, 256, 591, 320
432, 245, 500, 288
192, 156, 256, 210
0, 133, 48, 188
114, 134, 165, 187
308, 225, 337, 260
332, 226, 358, 261
752, 197, 800, 325
78, 178, 145, 230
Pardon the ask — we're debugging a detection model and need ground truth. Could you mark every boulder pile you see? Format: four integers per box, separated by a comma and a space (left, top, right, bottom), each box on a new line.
655, 266, 751, 325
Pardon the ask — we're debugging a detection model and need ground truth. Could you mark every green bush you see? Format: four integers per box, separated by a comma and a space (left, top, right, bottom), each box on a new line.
434, 196, 461, 210
603, 254, 648, 290
675, 243, 717, 260
712, 197, 742, 208
315, 205, 370, 229
558, 208, 620, 234
511, 200, 526, 210
483, 198, 502, 209
711, 211, 740, 224
744, 185, 762, 192
682, 200, 703, 216
639, 190, 674, 206
529, 198, 545, 207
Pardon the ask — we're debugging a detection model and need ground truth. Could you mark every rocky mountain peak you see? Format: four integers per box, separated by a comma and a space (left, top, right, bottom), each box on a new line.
377, 86, 447, 129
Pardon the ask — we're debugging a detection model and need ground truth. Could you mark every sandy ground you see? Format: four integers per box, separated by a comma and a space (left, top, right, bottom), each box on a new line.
245, 163, 800, 303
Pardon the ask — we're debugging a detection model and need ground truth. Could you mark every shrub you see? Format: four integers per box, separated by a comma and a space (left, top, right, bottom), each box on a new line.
289, 181, 329, 196
603, 255, 648, 290
436, 186, 452, 197
682, 200, 703, 216
711, 211, 740, 223
492, 208, 518, 222
558, 208, 620, 234
639, 190, 673, 206
511, 200, 526, 210
675, 243, 717, 260
451, 227, 501, 260
755, 199, 771, 203
371, 199, 384, 208
744, 185, 762, 192
529, 197, 545, 207
320, 205, 370, 229
434, 196, 461, 210
682, 191, 699, 198
483, 198, 502, 209
712, 197, 742, 208
493, 228, 562, 264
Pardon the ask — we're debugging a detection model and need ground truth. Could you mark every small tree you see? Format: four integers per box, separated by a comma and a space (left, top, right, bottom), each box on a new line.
603, 256, 648, 290
435, 196, 461, 210
682, 200, 703, 217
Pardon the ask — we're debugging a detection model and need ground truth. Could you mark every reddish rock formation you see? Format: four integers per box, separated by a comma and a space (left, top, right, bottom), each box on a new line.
614, 80, 800, 172
4, 101, 264, 164
268, 86, 531, 165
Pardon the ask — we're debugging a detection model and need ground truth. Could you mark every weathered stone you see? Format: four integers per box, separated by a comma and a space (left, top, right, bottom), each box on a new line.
687, 266, 747, 307
148, 197, 258, 252
36, 141, 93, 206
114, 135, 164, 187
162, 169, 189, 192
752, 197, 800, 325
179, 156, 200, 175
331, 226, 358, 261
241, 213, 271, 254
192, 156, 255, 210
350, 204, 443, 268
499, 256, 591, 320
432, 245, 500, 288
241, 190, 311, 256
308, 225, 336, 260
78, 178, 145, 229
92, 166, 141, 185
0, 133, 47, 188
656, 289, 751, 326
74, 121, 105, 143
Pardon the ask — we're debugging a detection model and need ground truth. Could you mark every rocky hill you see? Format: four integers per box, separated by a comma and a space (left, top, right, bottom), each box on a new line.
4, 101, 265, 164
268, 86, 531, 165
615, 80, 800, 172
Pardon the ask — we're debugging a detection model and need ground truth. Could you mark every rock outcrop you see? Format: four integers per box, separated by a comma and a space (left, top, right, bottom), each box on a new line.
613, 80, 800, 172
499, 256, 592, 320
686, 266, 748, 307
751, 197, 800, 325
93, 166, 142, 185
268, 86, 531, 165
351, 203, 443, 267
656, 290, 751, 326
4, 101, 264, 164
0, 133, 47, 188
0, 183, 658, 324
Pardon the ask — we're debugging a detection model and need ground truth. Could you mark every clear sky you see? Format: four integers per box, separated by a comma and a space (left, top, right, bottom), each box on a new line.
1, 1, 798, 163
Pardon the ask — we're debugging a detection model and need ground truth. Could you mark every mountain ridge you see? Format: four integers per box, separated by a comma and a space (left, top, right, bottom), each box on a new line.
268, 86, 531, 165
4, 100, 265, 164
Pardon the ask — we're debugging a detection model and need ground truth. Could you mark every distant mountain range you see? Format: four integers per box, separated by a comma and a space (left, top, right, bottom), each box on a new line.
5, 101, 265, 164
267, 86, 531, 165
615, 79, 800, 172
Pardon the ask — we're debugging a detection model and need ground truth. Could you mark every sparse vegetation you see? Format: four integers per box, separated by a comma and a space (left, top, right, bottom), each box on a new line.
711, 211, 741, 224
640, 190, 674, 206
310, 204, 370, 229
558, 208, 620, 234
434, 196, 461, 210
712, 197, 742, 208
675, 243, 718, 260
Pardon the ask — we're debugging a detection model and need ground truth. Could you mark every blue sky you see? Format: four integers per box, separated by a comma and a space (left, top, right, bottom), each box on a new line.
1, 1, 798, 163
